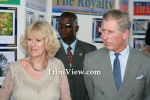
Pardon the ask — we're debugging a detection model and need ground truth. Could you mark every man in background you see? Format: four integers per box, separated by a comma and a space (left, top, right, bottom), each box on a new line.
55, 12, 97, 100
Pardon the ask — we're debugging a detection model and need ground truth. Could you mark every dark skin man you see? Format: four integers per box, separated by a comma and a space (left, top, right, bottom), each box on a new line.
55, 12, 97, 100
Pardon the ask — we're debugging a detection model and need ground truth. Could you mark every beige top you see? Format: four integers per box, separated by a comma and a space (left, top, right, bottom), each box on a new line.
0, 57, 71, 100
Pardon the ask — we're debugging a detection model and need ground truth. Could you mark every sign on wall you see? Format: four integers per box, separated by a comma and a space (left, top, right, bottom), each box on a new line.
26, 0, 46, 12
0, 0, 20, 5
52, 0, 115, 16
134, 2, 150, 15
119, 0, 128, 13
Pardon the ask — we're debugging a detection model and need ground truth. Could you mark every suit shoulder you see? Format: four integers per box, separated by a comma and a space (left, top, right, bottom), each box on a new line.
134, 49, 150, 61
86, 47, 107, 57
79, 40, 96, 48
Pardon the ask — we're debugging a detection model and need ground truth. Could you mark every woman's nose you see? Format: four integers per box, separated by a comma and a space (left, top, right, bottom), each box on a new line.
31, 40, 36, 46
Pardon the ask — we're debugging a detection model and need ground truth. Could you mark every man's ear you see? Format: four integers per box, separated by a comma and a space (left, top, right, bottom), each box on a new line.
75, 25, 79, 32
123, 29, 130, 40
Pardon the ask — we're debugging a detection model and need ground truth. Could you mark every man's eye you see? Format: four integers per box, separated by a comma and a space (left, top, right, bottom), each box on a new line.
101, 30, 104, 32
108, 30, 113, 33
57, 23, 73, 28
65, 24, 72, 28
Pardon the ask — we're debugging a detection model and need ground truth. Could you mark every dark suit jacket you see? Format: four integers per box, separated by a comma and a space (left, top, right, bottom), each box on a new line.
55, 40, 97, 100
84, 47, 150, 100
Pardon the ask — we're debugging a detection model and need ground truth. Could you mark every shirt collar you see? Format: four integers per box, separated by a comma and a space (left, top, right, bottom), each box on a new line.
109, 45, 129, 58
60, 39, 78, 54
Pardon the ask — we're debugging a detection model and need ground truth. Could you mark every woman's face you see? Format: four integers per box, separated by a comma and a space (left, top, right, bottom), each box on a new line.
27, 35, 46, 58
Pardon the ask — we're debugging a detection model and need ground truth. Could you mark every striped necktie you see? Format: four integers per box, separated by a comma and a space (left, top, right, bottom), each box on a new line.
67, 46, 73, 67
113, 53, 122, 90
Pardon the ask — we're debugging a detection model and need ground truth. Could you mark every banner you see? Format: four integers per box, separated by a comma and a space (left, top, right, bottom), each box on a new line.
119, 0, 128, 13
26, 0, 46, 12
52, 0, 115, 16
134, 2, 150, 15
0, 0, 20, 5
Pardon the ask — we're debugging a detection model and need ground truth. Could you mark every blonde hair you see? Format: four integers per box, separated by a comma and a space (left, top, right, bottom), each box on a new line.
20, 21, 60, 58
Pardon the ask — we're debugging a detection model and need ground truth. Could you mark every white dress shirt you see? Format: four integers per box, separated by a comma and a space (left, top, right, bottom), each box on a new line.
60, 39, 77, 55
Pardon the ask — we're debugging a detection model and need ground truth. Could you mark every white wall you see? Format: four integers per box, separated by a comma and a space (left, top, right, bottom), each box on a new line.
1, 0, 142, 60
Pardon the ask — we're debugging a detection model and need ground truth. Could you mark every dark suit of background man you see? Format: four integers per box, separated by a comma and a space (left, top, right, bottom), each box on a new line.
84, 9, 150, 100
55, 12, 97, 100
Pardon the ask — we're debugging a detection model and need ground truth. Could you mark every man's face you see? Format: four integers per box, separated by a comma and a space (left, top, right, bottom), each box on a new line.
57, 16, 79, 44
101, 19, 129, 53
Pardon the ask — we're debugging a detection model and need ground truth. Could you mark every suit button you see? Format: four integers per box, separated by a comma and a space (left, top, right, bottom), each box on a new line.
131, 94, 135, 97
101, 91, 104, 95
70, 89, 73, 92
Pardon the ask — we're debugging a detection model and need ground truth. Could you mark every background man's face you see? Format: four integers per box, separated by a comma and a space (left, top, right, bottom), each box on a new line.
58, 16, 78, 44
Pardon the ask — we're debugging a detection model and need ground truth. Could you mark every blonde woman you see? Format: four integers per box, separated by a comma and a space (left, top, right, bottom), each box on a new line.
0, 21, 71, 100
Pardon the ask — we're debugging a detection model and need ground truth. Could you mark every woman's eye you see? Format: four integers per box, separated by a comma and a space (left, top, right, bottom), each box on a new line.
37, 39, 41, 42
28, 38, 32, 41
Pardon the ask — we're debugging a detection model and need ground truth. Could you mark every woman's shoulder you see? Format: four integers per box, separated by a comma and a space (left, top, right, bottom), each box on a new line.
6, 60, 21, 75
7, 60, 20, 68
49, 57, 62, 64
7, 57, 29, 70
48, 57, 63, 69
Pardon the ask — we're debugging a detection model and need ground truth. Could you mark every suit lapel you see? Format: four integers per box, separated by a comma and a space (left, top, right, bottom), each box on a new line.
96, 48, 117, 96
55, 44, 70, 69
114, 47, 142, 99
72, 41, 85, 70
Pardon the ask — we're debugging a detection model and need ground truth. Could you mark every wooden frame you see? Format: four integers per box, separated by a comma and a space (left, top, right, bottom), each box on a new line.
133, 38, 148, 51
0, 49, 17, 84
51, 16, 60, 39
38, 14, 45, 21
92, 18, 103, 43
0, 7, 17, 47
132, 19, 150, 35
26, 11, 35, 27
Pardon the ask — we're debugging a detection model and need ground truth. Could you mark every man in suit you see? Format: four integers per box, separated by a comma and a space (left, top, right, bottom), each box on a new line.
55, 12, 97, 100
83, 9, 150, 100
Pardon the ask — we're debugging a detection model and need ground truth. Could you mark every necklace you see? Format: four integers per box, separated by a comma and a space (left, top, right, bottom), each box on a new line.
29, 58, 47, 74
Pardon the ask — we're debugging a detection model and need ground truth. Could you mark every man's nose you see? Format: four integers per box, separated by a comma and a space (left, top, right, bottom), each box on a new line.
61, 27, 67, 31
101, 32, 108, 40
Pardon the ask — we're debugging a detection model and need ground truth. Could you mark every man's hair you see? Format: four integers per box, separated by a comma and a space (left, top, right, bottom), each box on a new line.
60, 12, 78, 25
145, 23, 150, 45
103, 9, 131, 32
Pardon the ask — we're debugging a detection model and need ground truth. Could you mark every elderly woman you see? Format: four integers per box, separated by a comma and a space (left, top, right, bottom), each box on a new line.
0, 21, 71, 100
